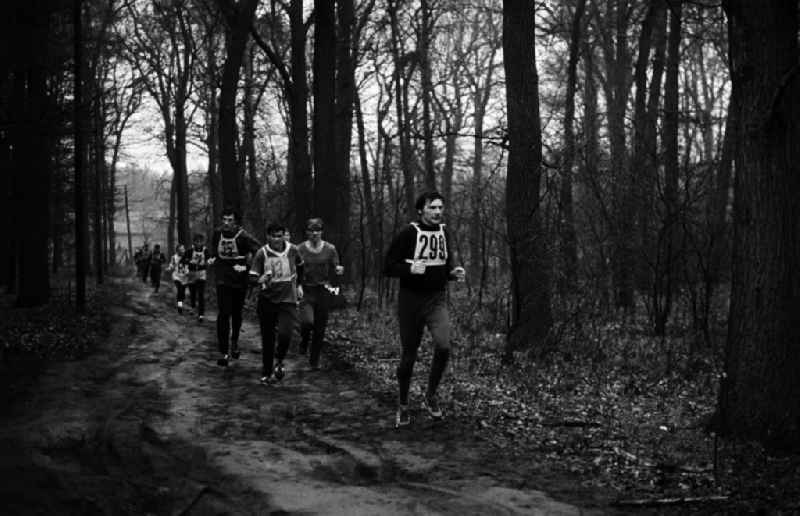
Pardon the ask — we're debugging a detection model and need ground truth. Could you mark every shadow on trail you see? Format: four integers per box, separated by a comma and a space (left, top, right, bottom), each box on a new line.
0, 278, 606, 515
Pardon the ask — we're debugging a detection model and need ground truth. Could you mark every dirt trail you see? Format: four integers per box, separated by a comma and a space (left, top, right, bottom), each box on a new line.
0, 278, 603, 515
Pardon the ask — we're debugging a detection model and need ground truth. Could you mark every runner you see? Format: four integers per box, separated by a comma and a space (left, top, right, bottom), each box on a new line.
167, 243, 190, 313
250, 223, 304, 384
136, 243, 150, 283
208, 208, 261, 367
148, 244, 167, 293
296, 217, 343, 370
187, 233, 210, 322
384, 191, 466, 427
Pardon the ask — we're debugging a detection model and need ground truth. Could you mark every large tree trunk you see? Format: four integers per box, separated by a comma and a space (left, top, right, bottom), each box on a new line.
313, 0, 337, 234
15, 0, 52, 307
218, 0, 259, 216
717, 0, 800, 449
288, 0, 311, 237
502, 0, 552, 357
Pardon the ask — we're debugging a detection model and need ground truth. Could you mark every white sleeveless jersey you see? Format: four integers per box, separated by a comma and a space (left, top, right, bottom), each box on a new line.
262, 244, 294, 283
217, 229, 244, 260
410, 222, 447, 266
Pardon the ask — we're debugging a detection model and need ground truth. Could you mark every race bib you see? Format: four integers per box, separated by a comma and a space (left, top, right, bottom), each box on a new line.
263, 245, 294, 282
217, 230, 243, 259
411, 223, 447, 266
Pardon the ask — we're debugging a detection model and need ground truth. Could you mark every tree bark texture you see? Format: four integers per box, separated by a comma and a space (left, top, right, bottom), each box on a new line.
718, 0, 800, 449
558, 0, 586, 293
219, 0, 259, 216
289, 0, 312, 238
333, 0, 355, 277
502, 0, 553, 356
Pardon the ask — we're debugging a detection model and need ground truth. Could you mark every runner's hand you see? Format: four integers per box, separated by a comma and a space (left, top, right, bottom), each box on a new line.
335, 265, 344, 275
452, 266, 466, 282
409, 260, 426, 275
207, 257, 216, 265
297, 285, 304, 300
233, 264, 247, 272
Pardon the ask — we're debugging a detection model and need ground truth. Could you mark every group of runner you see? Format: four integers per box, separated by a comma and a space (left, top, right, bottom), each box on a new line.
145, 191, 466, 427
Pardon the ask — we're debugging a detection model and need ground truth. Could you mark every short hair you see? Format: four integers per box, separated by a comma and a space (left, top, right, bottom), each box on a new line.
221, 207, 238, 220
415, 191, 444, 212
193, 233, 205, 242
266, 223, 286, 236
153, 244, 161, 249
306, 217, 324, 230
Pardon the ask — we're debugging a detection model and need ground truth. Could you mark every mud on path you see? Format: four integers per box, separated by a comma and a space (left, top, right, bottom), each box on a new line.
1, 278, 607, 515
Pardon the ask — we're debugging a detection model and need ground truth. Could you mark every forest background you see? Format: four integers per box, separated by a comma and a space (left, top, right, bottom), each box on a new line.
2, 0, 799, 510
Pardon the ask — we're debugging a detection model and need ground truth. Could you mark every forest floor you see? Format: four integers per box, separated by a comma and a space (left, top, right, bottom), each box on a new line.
1, 275, 798, 515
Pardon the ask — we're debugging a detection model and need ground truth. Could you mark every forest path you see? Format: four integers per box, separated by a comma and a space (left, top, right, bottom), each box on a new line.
0, 277, 599, 515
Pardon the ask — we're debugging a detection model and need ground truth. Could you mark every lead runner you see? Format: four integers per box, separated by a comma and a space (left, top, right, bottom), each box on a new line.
383, 191, 466, 427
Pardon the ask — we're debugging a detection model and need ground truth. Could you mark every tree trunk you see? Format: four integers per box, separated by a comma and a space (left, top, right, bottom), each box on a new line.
717, 0, 800, 449
243, 46, 264, 239
653, 1, 681, 335
420, 0, 435, 192
388, 0, 415, 220
15, 0, 52, 307
93, 91, 105, 283
631, 0, 665, 291
289, 0, 312, 237
606, 0, 634, 310
333, 0, 355, 277
502, 0, 553, 357
218, 0, 259, 215
74, 0, 88, 311
205, 31, 222, 228
355, 89, 378, 278
558, 0, 586, 294
313, 0, 337, 225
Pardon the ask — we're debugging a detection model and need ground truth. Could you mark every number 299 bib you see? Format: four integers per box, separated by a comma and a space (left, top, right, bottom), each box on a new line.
411, 222, 447, 266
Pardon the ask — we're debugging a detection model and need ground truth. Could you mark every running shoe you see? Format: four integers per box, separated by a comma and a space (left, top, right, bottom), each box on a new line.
260, 375, 272, 385
197, 315, 204, 322
177, 301, 183, 314
395, 405, 411, 428
231, 343, 240, 360
217, 354, 229, 367
273, 361, 285, 380
423, 396, 443, 420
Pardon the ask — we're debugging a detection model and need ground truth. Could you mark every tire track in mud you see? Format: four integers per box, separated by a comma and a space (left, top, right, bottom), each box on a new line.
1, 279, 601, 515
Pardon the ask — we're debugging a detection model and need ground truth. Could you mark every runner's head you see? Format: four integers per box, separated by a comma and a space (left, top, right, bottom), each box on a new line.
266, 223, 287, 250
306, 217, 324, 243
176, 244, 185, 256
193, 233, 205, 246
221, 207, 239, 231
415, 191, 445, 225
